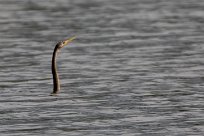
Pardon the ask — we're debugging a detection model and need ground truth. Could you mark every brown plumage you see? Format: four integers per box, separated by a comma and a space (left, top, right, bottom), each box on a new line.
51, 37, 75, 95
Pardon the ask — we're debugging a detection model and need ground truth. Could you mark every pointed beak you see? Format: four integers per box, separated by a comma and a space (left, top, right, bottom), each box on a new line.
63, 36, 76, 46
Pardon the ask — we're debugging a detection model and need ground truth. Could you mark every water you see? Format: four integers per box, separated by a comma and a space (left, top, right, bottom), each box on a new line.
0, 0, 204, 135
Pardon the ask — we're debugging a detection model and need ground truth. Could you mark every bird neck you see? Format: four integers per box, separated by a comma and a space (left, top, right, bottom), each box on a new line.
52, 47, 60, 94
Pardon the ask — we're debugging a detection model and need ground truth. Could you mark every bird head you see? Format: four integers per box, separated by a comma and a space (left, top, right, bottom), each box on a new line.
56, 36, 76, 49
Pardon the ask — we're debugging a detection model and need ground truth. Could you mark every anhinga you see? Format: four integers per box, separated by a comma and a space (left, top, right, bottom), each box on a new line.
51, 36, 75, 95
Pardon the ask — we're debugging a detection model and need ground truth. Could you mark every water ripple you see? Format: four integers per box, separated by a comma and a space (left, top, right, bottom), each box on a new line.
0, 0, 204, 135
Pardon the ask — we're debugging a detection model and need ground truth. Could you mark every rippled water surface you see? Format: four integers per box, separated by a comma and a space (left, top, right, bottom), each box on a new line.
1, 0, 204, 135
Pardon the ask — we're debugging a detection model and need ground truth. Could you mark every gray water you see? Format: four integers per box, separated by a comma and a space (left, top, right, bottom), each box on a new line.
0, 0, 204, 135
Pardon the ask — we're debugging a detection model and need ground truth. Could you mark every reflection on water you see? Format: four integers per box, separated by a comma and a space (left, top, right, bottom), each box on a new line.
0, 0, 204, 135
